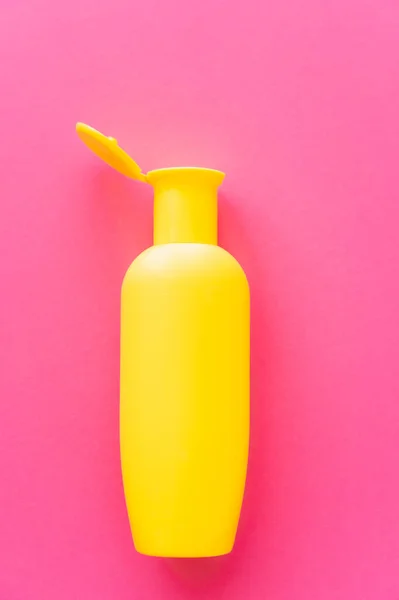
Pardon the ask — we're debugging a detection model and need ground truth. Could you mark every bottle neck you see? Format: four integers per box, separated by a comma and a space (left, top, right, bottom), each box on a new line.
147, 168, 224, 245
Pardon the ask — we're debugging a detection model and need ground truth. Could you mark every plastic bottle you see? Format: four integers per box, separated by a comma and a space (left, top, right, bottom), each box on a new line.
76, 123, 250, 557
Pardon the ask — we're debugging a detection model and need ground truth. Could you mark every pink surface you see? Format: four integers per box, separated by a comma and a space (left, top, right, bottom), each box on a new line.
1, 0, 399, 598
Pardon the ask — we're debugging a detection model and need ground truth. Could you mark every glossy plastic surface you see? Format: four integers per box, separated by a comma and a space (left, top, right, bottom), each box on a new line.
121, 243, 250, 556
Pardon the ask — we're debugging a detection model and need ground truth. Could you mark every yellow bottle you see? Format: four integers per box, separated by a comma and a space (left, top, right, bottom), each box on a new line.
76, 123, 250, 557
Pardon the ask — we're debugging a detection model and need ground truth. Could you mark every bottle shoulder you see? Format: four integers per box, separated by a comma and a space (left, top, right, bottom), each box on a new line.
123, 243, 248, 287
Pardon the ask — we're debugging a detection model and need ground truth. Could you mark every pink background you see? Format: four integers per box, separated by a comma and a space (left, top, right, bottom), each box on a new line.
1, 0, 399, 598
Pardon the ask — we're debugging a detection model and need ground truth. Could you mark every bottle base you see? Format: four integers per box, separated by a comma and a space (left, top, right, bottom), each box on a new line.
134, 542, 234, 558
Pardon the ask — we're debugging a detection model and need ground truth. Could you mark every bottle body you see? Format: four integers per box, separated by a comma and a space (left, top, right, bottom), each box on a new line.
120, 243, 250, 557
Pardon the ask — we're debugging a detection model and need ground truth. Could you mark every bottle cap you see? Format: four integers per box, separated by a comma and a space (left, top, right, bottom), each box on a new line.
76, 122, 147, 182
